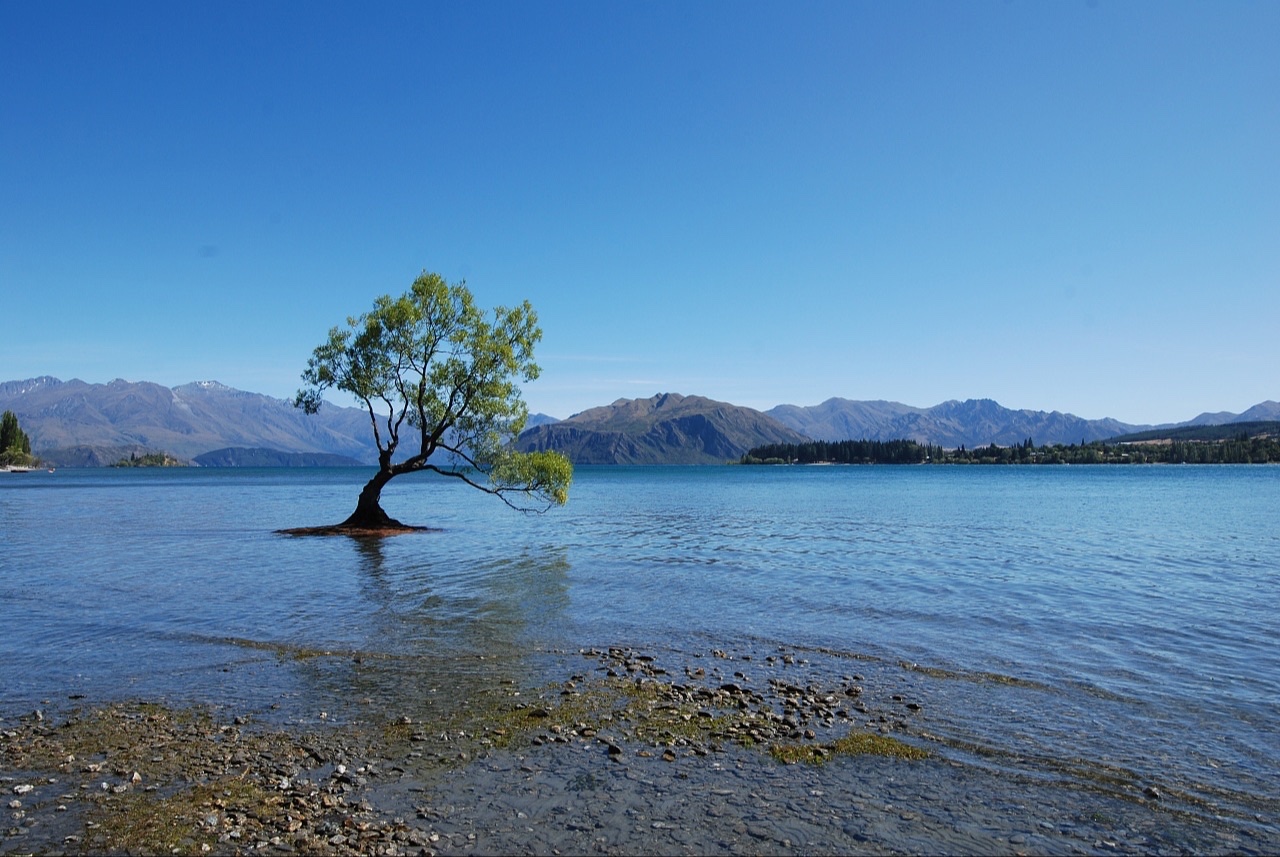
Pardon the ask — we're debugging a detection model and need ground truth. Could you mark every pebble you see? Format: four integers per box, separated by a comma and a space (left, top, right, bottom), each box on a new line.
1, 647, 1269, 856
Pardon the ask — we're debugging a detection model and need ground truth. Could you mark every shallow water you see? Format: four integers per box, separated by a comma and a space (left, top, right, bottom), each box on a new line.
2, 465, 1278, 850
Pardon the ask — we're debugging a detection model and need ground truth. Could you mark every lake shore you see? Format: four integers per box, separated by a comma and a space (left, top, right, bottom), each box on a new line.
5, 645, 1272, 856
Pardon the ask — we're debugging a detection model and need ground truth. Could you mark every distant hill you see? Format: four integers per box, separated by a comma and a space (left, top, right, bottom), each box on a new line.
37, 444, 191, 468
0, 377, 378, 464
525, 413, 560, 429
513, 392, 809, 464
192, 447, 366, 467
1110, 421, 1280, 443
1185, 401, 1280, 427
767, 399, 930, 443
767, 397, 1146, 447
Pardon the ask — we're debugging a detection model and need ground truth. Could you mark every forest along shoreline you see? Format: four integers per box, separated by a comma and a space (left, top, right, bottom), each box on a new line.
5, 645, 1274, 856
739, 432, 1280, 465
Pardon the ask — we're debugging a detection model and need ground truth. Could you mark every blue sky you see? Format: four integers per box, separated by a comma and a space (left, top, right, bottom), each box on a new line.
3, 1, 1276, 425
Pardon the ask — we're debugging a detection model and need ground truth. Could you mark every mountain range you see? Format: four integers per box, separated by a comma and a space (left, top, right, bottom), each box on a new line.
767, 398, 1141, 448
0, 377, 378, 466
2, 376, 1276, 466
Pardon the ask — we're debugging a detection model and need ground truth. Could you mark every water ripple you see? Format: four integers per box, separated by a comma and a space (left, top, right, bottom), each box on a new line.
2, 465, 1278, 826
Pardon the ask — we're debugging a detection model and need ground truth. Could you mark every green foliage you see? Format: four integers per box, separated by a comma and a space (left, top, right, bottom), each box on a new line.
1, 410, 27, 453
0, 410, 36, 466
743, 433, 1280, 466
295, 271, 572, 519
742, 438, 940, 464
111, 451, 185, 468
489, 449, 574, 506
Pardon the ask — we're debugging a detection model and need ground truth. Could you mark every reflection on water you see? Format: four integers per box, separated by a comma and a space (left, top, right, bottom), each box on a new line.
2, 465, 1278, 836
293, 536, 574, 725
0, 469, 574, 728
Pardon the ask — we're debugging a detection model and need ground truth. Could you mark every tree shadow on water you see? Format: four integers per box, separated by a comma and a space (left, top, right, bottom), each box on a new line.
288, 535, 573, 724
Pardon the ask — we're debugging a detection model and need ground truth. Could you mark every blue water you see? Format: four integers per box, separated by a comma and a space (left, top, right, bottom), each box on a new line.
2, 464, 1278, 833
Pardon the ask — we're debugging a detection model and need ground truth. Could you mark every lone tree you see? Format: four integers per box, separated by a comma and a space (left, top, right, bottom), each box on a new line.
292, 271, 572, 533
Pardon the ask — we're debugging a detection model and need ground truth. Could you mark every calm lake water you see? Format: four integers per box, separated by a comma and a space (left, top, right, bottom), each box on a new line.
2, 464, 1277, 846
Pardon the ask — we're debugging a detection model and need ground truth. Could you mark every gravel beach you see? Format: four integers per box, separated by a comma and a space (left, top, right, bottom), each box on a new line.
3, 645, 1274, 855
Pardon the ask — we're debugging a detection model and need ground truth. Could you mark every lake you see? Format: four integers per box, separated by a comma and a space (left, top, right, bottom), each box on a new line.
2, 464, 1277, 851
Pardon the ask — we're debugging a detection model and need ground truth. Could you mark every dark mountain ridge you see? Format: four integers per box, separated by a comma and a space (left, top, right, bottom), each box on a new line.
1109, 421, 1280, 443
514, 392, 808, 464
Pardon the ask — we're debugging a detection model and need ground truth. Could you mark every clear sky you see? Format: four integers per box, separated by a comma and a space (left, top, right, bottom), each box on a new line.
3, 1, 1276, 425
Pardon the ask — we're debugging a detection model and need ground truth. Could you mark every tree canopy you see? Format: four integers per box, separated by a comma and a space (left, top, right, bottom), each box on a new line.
292, 271, 572, 532
1, 410, 35, 467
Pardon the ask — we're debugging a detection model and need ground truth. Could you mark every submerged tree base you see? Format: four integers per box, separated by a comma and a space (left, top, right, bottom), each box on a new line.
277, 502, 441, 537
276, 522, 438, 537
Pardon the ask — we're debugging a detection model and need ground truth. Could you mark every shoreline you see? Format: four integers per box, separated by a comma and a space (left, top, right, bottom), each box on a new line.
5, 646, 1274, 856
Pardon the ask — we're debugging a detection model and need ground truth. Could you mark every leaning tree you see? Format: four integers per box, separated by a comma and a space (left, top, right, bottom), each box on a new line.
293, 271, 572, 532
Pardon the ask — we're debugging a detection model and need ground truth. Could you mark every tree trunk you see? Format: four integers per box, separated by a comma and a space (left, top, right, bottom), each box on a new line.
338, 468, 408, 529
